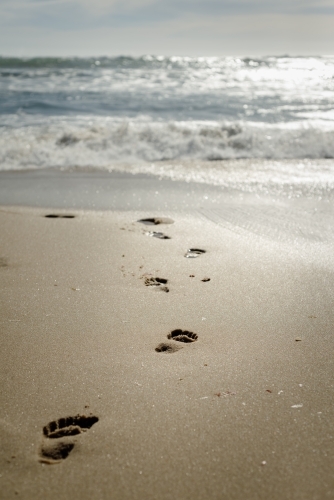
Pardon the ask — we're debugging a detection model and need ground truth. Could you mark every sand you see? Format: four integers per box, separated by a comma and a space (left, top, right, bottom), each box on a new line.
1, 171, 334, 499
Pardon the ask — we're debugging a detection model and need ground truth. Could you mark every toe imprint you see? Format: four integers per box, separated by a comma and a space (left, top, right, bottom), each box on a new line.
43, 415, 99, 439
167, 329, 198, 343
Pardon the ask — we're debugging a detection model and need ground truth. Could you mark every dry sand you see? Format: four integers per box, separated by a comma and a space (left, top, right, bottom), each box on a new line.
0, 198, 334, 499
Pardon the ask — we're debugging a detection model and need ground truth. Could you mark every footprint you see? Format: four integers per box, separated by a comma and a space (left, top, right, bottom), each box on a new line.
167, 329, 198, 343
155, 342, 182, 353
137, 217, 174, 225
184, 249, 206, 258
45, 214, 75, 219
39, 415, 99, 464
146, 231, 171, 240
144, 277, 169, 293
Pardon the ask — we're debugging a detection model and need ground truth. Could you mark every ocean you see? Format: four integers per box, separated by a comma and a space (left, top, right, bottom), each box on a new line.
1, 55, 334, 195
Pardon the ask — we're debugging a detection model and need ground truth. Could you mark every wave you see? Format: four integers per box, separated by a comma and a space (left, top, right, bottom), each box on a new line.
1, 55, 332, 70
0, 55, 278, 70
1, 119, 334, 172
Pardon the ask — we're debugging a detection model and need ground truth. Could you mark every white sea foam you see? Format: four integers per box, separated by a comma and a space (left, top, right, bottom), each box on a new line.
1, 118, 334, 172
1, 117, 334, 196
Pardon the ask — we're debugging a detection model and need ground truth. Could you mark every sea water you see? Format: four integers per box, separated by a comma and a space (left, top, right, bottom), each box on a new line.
0, 55, 334, 195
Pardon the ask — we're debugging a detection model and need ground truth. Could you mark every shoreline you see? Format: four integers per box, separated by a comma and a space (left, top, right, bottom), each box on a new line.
1, 159, 334, 206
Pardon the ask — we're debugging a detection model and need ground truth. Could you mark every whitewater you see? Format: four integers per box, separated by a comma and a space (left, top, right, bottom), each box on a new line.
1, 55, 334, 195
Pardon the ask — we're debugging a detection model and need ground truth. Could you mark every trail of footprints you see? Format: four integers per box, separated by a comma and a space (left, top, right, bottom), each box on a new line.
38, 215, 205, 464
137, 217, 203, 353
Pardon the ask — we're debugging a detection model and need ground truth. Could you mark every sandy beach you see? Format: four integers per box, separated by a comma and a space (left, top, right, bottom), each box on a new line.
1, 170, 334, 499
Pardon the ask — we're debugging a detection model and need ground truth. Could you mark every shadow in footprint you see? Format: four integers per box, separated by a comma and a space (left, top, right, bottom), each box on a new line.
145, 277, 169, 293
45, 214, 75, 219
138, 217, 174, 225
155, 342, 182, 353
39, 414, 99, 464
146, 231, 171, 240
184, 249, 206, 258
40, 442, 75, 463
168, 329, 198, 343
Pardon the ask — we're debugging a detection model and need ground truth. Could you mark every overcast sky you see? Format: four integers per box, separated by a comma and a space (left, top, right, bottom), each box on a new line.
1, 0, 334, 57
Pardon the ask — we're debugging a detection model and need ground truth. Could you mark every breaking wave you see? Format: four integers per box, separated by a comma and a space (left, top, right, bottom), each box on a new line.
1, 118, 334, 170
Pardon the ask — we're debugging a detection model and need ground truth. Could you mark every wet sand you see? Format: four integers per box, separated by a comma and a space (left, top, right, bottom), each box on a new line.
1, 174, 334, 499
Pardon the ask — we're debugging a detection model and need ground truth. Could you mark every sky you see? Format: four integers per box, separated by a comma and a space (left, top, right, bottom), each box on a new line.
1, 0, 334, 57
